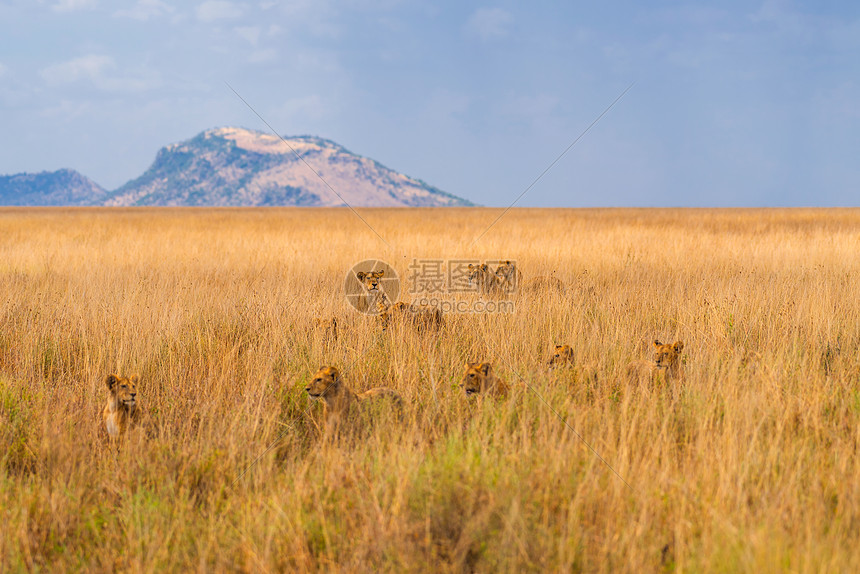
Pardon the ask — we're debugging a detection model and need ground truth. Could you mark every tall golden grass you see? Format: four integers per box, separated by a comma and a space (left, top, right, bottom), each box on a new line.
2, 207, 860, 572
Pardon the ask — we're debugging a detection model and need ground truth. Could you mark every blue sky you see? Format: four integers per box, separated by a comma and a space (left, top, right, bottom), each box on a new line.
0, 1, 858, 207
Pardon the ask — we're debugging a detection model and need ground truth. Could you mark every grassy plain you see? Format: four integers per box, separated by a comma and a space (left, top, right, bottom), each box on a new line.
2, 207, 860, 572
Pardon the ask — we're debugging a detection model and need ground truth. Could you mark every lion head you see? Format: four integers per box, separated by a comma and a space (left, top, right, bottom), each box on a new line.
461, 361, 504, 396
466, 263, 490, 284
376, 300, 408, 330
466, 263, 497, 294
548, 345, 574, 368
306, 366, 343, 399
494, 260, 520, 292
356, 270, 384, 294
106, 374, 138, 409
653, 340, 684, 373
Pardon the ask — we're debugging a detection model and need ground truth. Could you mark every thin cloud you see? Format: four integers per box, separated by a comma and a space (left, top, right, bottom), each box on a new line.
41, 54, 113, 85
40, 54, 161, 92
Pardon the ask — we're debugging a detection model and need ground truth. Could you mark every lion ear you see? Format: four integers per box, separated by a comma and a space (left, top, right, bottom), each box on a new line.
673, 341, 684, 352
130, 374, 139, 384
106, 374, 118, 390
653, 340, 662, 348
356, 271, 366, 281
480, 363, 491, 376
378, 270, 384, 276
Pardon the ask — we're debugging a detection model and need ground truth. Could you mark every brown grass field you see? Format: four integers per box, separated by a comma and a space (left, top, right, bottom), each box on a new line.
2, 207, 860, 572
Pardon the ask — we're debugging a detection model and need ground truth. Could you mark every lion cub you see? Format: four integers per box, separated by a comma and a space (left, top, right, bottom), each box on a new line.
102, 374, 142, 440
548, 345, 575, 368
461, 362, 510, 398
305, 366, 402, 425
466, 263, 500, 296
627, 340, 685, 383
494, 260, 522, 293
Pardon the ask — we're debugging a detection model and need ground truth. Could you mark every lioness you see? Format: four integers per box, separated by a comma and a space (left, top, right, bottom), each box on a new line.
548, 345, 574, 368
305, 366, 402, 425
102, 373, 142, 440
466, 263, 500, 296
627, 340, 685, 383
494, 260, 522, 294
355, 270, 390, 313
461, 362, 510, 398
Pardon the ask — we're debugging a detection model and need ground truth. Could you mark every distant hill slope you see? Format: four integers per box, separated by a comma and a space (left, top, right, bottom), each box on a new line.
103, 127, 472, 207
0, 169, 108, 206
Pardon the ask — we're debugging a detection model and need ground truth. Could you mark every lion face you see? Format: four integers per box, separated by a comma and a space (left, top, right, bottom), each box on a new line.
356, 270, 384, 293
306, 366, 341, 399
106, 374, 138, 408
548, 345, 574, 367
461, 362, 493, 396
494, 260, 517, 282
466, 263, 491, 285
653, 340, 684, 370
494, 260, 520, 293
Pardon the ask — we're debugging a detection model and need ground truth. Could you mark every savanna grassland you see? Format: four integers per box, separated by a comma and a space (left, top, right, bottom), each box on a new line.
2, 207, 860, 572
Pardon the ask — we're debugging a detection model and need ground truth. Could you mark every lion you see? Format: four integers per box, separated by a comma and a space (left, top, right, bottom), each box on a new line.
305, 366, 402, 426
355, 270, 390, 312
466, 263, 500, 296
377, 300, 443, 332
494, 260, 522, 294
627, 340, 685, 384
548, 345, 575, 368
102, 373, 142, 440
461, 362, 510, 398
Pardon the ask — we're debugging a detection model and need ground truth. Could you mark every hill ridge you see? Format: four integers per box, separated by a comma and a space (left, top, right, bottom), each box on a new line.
1, 128, 473, 207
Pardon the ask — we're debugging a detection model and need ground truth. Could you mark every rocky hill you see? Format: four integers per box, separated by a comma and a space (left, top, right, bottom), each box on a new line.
0, 128, 473, 207
0, 169, 108, 206
103, 127, 471, 207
